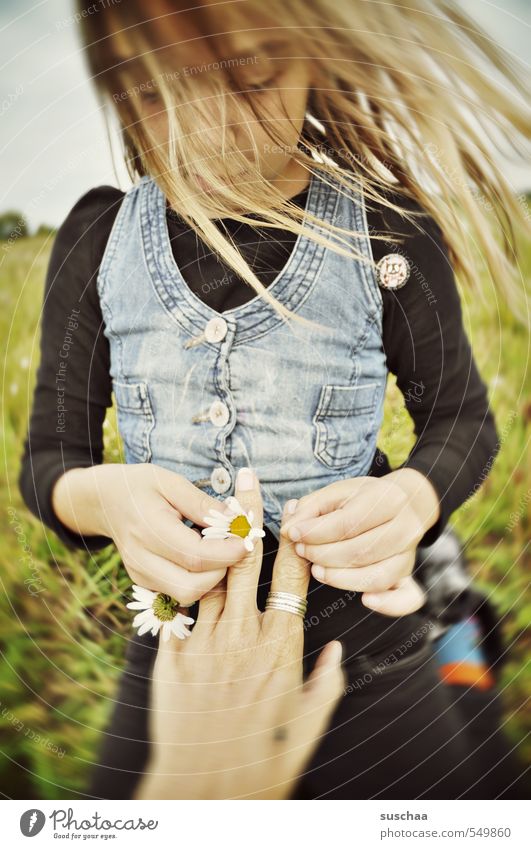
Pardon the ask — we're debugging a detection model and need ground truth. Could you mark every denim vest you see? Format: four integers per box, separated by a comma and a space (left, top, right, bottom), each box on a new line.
97, 169, 388, 539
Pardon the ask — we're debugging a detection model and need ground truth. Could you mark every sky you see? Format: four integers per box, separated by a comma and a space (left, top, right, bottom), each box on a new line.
1, 0, 530, 231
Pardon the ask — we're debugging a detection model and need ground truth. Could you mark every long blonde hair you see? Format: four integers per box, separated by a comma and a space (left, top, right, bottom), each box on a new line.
77, 0, 531, 320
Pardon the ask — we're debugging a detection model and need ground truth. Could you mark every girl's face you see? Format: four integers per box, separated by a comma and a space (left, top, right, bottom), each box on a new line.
113, 1, 313, 196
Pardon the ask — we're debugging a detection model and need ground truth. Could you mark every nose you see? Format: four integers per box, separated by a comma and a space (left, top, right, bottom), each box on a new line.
188, 88, 243, 163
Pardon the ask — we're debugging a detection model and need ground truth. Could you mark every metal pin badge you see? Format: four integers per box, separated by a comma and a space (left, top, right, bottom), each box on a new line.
376, 253, 410, 290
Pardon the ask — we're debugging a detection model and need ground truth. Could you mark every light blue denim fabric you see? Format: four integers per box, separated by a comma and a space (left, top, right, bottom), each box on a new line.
97, 168, 387, 539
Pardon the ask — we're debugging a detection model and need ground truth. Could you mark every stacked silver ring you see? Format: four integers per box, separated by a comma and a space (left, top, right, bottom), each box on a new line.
265, 591, 307, 618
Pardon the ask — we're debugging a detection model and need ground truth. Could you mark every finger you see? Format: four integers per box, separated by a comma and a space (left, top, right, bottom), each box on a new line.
361, 576, 426, 617
129, 551, 227, 606
303, 640, 344, 695
195, 574, 227, 629
262, 503, 312, 635
280, 479, 362, 538
283, 492, 399, 545
296, 519, 409, 568
300, 641, 345, 735
145, 510, 248, 572
223, 467, 264, 620
269, 505, 312, 599
310, 551, 413, 593
155, 466, 239, 527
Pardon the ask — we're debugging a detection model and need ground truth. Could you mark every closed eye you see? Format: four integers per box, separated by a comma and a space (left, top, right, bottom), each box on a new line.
246, 76, 278, 93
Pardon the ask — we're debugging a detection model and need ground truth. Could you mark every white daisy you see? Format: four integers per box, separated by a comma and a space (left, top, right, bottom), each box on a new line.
201, 495, 265, 552
126, 584, 195, 641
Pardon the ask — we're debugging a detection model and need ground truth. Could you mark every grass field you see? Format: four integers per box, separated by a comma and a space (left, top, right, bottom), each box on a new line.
0, 232, 529, 798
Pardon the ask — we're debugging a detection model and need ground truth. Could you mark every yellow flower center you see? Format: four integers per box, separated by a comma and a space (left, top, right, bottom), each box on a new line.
229, 514, 251, 538
152, 593, 180, 622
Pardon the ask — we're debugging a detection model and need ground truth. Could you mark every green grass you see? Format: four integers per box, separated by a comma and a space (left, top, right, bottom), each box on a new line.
0, 233, 529, 798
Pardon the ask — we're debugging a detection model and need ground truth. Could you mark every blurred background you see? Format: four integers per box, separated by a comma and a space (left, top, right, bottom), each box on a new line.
0, 0, 529, 798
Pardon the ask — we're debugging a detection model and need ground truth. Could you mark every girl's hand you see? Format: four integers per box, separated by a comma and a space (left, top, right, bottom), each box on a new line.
280, 468, 440, 616
53, 463, 249, 605
135, 468, 345, 800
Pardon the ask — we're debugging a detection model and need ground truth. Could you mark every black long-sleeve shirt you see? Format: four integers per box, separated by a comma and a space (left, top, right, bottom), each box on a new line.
19, 180, 498, 555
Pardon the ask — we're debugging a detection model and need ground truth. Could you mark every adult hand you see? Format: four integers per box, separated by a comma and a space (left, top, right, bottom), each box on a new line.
134, 467, 345, 800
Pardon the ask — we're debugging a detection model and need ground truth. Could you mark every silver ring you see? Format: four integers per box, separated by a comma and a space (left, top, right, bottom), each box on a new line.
265, 591, 307, 618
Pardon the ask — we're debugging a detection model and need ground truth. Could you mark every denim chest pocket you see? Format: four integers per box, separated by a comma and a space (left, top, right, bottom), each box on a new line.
112, 380, 155, 463
312, 382, 379, 470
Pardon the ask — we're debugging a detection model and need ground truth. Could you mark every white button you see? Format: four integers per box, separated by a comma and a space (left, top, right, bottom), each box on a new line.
209, 400, 230, 427
205, 317, 228, 343
211, 467, 231, 494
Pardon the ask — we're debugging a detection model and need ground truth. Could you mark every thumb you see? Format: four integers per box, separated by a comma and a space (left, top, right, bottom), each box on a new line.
230, 466, 264, 539
299, 640, 345, 736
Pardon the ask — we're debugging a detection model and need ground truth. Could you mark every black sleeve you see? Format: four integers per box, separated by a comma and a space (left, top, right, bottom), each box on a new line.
18, 186, 124, 551
368, 196, 499, 546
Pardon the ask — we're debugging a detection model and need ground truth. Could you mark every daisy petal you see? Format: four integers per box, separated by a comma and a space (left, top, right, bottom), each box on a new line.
202, 516, 230, 528
225, 496, 243, 514
137, 619, 155, 636
174, 621, 192, 638
208, 509, 232, 520
126, 601, 150, 610
132, 609, 153, 628
132, 585, 156, 602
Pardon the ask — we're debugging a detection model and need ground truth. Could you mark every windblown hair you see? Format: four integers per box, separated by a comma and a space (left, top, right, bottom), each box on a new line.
76, 0, 531, 320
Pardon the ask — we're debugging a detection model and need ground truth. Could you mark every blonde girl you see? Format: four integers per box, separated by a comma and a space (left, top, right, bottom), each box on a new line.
20, 0, 529, 798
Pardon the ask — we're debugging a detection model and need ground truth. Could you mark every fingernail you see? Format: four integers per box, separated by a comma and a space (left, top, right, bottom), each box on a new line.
331, 640, 343, 664
288, 526, 301, 542
312, 564, 325, 581
363, 594, 380, 606
295, 542, 305, 557
236, 467, 255, 491
286, 499, 298, 514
